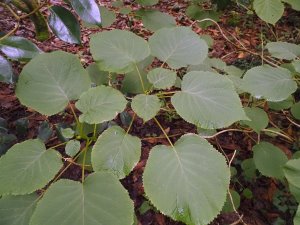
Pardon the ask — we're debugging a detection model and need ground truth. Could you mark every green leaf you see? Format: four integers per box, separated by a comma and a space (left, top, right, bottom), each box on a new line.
135, 0, 159, 6
0, 194, 38, 225
71, 0, 101, 25
16, 51, 91, 116
90, 30, 150, 73
49, 6, 81, 44
294, 206, 300, 225
253, 142, 288, 179
242, 65, 297, 102
0, 55, 13, 83
171, 71, 247, 129
222, 190, 240, 213
131, 94, 161, 122
61, 128, 75, 139
253, 0, 284, 25
289, 183, 300, 202
0, 139, 63, 195
149, 27, 208, 69
268, 96, 294, 111
284, 158, 300, 189
241, 158, 257, 180
283, 0, 300, 10
138, 10, 176, 32
91, 126, 141, 178
75, 86, 127, 124
37, 121, 52, 142
0, 36, 42, 61
121, 57, 153, 94
65, 140, 81, 157
86, 63, 110, 86
143, 134, 230, 225
292, 60, 300, 73
241, 107, 269, 133
99, 6, 116, 28
186, 5, 219, 28
266, 42, 300, 60
30, 172, 134, 225
291, 102, 300, 120
147, 68, 177, 89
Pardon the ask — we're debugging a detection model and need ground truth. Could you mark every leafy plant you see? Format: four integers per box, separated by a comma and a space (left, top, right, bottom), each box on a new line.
1, 0, 300, 225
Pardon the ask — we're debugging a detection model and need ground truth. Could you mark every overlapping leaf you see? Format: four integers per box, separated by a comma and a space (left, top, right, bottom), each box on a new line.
143, 134, 230, 225
0, 139, 63, 195
90, 30, 150, 73
0, 36, 42, 61
266, 42, 300, 60
16, 51, 91, 116
71, 0, 101, 25
30, 172, 134, 225
253, 0, 284, 25
92, 126, 141, 178
0, 194, 38, 225
284, 158, 300, 189
253, 142, 288, 179
147, 68, 177, 89
75, 86, 127, 124
49, 6, 81, 44
138, 10, 176, 32
241, 107, 269, 133
0, 55, 13, 83
242, 65, 297, 102
171, 71, 247, 129
149, 27, 208, 69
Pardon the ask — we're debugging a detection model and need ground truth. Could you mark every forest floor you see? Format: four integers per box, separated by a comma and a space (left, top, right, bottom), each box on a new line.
1, 0, 300, 224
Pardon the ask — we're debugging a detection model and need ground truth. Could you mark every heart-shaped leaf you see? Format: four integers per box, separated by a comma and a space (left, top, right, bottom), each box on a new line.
147, 68, 177, 89
143, 134, 230, 225
0, 36, 42, 61
266, 42, 300, 60
49, 6, 81, 44
253, 0, 284, 25
241, 107, 269, 133
16, 51, 91, 116
30, 172, 134, 225
149, 27, 208, 69
92, 126, 141, 179
131, 94, 161, 122
242, 65, 297, 102
76, 86, 127, 124
0, 139, 63, 195
90, 30, 150, 73
253, 142, 288, 179
172, 71, 247, 129
138, 10, 176, 32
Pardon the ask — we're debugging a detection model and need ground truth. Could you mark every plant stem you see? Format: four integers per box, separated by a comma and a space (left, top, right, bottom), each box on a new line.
69, 102, 79, 125
134, 63, 146, 93
81, 140, 92, 183
126, 113, 136, 134
262, 129, 294, 142
50, 141, 68, 149
154, 117, 174, 148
